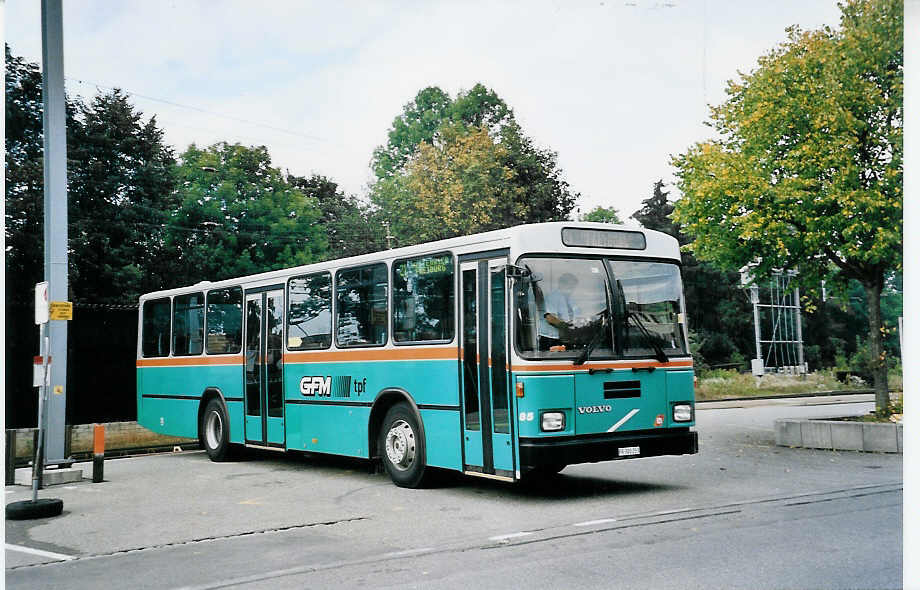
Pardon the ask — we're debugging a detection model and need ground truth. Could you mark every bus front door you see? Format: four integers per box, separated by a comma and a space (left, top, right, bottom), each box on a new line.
460, 258, 514, 479
244, 287, 285, 447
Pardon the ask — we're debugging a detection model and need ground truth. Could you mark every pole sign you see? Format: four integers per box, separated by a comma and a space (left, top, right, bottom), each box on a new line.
48, 301, 73, 321
33, 356, 51, 387
35, 282, 49, 325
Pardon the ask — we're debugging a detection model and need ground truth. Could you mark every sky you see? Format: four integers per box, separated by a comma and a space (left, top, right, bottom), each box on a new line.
4, 0, 844, 223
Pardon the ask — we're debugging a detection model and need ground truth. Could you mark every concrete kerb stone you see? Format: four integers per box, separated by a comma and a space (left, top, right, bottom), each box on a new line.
774, 419, 802, 447
863, 422, 899, 453
801, 421, 833, 449
774, 417, 902, 453
829, 421, 864, 451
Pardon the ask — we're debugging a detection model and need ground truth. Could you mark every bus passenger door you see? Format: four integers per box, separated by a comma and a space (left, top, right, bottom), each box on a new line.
244, 287, 286, 447
459, 257, 514, 478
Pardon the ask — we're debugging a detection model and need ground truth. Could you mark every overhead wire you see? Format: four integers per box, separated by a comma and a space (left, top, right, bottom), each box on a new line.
63, 76, 355, 153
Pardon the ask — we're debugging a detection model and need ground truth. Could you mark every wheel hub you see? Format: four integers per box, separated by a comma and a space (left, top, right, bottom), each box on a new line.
205, 410, 223, 450
384, 420, 416, 471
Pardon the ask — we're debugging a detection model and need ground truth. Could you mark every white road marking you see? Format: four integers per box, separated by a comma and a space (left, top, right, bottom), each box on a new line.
607, 408, 640, 432
383, 547, 434, 558
489, 532, 534, 542
5, 543, 75, 561
573, 518, 617, 527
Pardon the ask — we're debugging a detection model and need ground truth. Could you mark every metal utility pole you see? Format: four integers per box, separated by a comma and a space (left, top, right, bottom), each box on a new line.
41, 0, 70, 464
750, 284, 764, 377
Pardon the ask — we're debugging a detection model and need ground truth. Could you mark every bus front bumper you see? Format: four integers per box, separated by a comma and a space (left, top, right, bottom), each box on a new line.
519, 428, 698, 469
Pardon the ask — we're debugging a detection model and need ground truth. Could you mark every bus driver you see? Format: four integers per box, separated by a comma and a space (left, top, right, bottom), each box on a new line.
539, 272, 581, 351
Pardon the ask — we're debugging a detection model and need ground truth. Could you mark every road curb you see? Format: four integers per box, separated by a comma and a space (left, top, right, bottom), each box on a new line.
774, 417, 902, 453
697, 389, 873, 404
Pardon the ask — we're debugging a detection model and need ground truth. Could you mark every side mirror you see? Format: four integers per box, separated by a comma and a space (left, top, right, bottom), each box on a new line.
505, 265, 542, 282
504, 264, 529, 279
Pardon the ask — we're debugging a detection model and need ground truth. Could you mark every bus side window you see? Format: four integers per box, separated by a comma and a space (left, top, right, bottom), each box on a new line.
142, 297, 172, 357
393, 253, 454, 343
336, 263, 388, 347
288, 272, 332, 350
173, 293, 205, 356
206, 287, 243, 354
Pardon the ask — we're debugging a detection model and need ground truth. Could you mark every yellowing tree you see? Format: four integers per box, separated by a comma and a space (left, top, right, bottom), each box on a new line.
369, 84, 577, 246
672, 0, 902, 411
381, 127, 524, 243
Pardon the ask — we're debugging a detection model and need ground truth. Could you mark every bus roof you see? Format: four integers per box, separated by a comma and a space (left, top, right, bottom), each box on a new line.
139, 221, 680, 300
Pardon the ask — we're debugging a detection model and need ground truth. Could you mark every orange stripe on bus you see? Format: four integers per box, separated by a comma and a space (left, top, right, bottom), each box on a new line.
284, 348, 458, 364
510, 359, 693, 372
136, 356, 244, 367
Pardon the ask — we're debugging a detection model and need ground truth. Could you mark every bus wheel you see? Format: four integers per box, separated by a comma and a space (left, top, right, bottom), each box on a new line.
379, 403, 427, 488
200, 399, 230, 462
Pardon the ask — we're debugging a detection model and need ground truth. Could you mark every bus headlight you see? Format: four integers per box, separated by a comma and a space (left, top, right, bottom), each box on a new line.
541, 411, 565, 432
672, 403, 693, 422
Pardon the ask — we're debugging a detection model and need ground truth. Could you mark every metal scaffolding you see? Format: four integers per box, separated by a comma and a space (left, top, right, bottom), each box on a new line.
742, 270, 806, 376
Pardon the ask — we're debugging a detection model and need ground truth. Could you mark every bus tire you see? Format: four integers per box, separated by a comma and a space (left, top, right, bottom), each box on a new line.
200, 398, 230, 462
379, 403, 428, 488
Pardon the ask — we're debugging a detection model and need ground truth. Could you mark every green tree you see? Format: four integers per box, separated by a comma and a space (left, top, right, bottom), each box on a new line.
671, 0, 902, 410
5, 45, 78, 302
631, 180, 753, 367
371, 84, 513, 180
371, 86, 453, 180
67, 90, 178, 302
370, 84, 577, 246
287, 174, 377, 260
165, 143, 327, 285
5, 47, 177, 304
374, 127, 522, 243
580, 206, 622, 224
631, 180, 678, 238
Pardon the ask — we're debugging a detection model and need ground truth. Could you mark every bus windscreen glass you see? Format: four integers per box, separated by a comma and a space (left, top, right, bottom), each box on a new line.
514, 257, 686, 360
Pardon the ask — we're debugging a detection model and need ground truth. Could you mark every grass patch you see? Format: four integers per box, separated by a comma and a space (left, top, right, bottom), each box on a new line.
836, 391, 903, 423
695, 369, 862, 401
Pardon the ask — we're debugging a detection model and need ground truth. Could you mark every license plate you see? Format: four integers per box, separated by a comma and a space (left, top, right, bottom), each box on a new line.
618, 446, 640, 457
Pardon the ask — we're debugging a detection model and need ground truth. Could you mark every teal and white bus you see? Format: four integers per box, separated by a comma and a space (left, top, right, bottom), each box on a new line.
137, 222, 698, 487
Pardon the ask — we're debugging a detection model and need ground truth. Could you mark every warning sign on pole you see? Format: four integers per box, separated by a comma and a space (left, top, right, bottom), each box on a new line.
48, 301, 73, 321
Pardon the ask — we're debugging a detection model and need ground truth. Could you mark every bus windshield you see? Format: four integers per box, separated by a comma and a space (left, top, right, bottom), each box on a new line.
514, 257, 687, 360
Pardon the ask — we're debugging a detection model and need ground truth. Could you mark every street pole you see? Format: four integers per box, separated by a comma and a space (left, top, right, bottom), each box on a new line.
32, 328, 50, 501
794, 286, 806, 376
751, 284, 764, 377
41, 0, 70, 464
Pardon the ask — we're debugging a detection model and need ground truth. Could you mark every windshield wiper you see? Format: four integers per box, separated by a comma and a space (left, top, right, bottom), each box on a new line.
574, 309, 610, 366
627, 312, 669, 363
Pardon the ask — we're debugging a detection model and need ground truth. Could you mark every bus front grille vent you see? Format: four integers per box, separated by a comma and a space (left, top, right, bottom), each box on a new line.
603, 380, 641, 399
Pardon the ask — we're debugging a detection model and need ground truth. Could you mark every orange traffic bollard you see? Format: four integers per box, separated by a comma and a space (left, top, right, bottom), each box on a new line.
92, 424, 104, 483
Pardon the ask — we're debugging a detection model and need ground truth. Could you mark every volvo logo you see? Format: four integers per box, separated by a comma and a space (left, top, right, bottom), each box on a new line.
577, 404, 612, 414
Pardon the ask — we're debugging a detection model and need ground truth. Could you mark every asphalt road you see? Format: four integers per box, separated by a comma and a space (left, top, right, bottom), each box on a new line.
5, 396, 903, 589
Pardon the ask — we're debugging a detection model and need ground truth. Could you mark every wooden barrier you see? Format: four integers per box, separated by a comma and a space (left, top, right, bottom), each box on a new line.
7, 422, 196, 464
